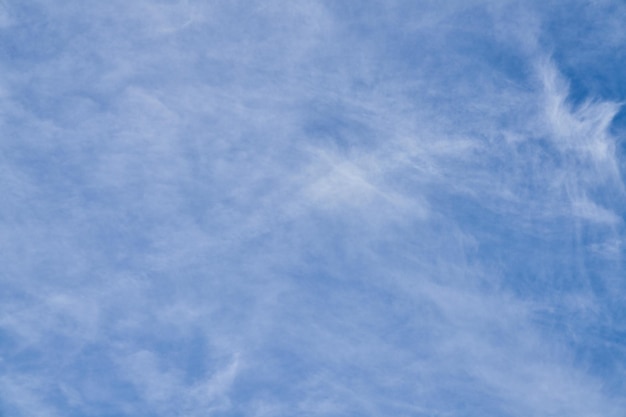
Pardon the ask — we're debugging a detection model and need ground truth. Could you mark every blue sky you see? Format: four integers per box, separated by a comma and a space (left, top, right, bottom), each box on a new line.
1, 1, 626, 416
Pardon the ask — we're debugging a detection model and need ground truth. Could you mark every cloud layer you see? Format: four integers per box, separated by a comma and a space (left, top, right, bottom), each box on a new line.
1, 1, 625, 416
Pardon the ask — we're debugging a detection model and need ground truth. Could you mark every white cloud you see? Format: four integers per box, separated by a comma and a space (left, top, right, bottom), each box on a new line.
1, 1, 625, 416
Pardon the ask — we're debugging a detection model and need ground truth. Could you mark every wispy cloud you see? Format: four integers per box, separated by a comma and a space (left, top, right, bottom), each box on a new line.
1, 1, 625, 416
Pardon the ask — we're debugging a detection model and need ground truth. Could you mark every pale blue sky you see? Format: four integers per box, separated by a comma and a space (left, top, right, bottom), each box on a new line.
1, 1, 626, 416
